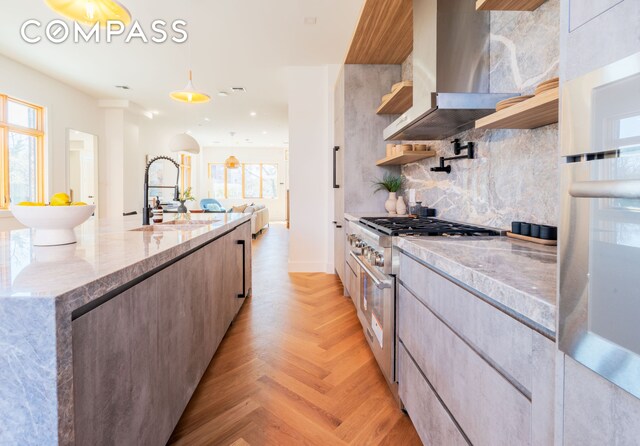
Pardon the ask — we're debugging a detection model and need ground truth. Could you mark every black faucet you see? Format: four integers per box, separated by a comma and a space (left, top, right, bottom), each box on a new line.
430, 139, 475, 175
143, 156, 181, 225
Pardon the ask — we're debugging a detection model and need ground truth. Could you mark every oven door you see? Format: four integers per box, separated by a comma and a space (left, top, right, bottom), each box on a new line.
350, 252, 395, 384
560, 155, 640, 399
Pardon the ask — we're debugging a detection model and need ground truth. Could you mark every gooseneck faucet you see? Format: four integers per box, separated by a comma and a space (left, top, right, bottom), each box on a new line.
143, 156, 181, 225
430, 139, 475, 174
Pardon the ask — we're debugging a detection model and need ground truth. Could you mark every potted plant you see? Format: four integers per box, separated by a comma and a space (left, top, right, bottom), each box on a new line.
373, 173, 404, 214
177, 187, 195, 214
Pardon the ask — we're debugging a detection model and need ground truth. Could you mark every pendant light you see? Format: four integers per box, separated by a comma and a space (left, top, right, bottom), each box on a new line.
169, 133, 201, 155
170, 70, 211, 104
44, 0, 131, 27
170, 0, 210, 104
225, 156, 240, 169
225, 132, 240, 168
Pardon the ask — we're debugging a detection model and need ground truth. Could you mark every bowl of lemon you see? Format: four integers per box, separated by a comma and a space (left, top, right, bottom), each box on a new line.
11, 193, 96, 246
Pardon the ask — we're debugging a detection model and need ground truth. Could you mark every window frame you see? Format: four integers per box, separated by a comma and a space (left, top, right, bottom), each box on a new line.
179, 154, 192, 194
207, 162, 278, 200
0, 94, 45, 209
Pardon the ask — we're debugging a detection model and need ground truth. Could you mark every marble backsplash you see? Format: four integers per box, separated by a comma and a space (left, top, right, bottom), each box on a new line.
402, 0, 560, 229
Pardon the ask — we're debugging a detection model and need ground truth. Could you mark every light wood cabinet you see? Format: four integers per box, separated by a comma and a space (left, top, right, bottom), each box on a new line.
72, 222, 251, 446
397, 251, 555, 446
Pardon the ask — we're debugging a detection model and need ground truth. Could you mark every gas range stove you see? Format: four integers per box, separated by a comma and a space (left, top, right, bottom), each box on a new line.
359, 216, 503, 237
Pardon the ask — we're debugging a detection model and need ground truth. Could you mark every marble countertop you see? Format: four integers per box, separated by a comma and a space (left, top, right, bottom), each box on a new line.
344, 212, 557, 335
0, 213, 251, 306
344, 212, 394, 222
396, 236, 557, 335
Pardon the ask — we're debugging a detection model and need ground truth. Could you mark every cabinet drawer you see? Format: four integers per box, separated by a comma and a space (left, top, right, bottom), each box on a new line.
399, 253, 533, 391
399, 285, 532, 446
398, 343, 469, 446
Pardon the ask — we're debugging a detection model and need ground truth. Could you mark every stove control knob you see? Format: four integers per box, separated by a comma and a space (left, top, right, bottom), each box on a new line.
375, 252, 385, 267
364, 246, 374, 261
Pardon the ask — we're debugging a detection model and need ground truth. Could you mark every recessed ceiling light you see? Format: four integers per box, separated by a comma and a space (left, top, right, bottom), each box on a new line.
218, 91, 229, 97
250, 112, 257, 117
304, 17, 317, 25
204, 117, 211, 122
115, 85, 130, 90
262, 131, 268, 135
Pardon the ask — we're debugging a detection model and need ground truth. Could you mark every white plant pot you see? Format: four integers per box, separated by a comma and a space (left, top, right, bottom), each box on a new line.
385, 192, 397, 214
396, 196, 407, 215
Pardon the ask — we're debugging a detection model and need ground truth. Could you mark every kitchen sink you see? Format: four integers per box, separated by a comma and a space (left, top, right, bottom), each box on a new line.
159, 219, 218, 226
130, 219, 219, 232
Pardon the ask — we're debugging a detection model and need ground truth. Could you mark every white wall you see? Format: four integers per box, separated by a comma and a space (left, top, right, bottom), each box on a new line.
0, 54, 191, 227
286, 65, 339, 273
199, 146, 288, 221
0, 54, 104, 230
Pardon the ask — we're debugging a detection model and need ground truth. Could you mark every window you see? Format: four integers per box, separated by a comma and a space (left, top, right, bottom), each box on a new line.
179, 154, 192, 193
208, 163, 278, 199
0, 95, 45, 208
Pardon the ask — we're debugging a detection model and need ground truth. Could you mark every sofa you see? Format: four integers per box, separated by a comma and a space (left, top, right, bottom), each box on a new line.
229, 204, 269, 238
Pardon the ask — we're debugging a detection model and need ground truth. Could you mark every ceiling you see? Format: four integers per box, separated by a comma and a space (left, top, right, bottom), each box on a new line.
0, 0, 364, 148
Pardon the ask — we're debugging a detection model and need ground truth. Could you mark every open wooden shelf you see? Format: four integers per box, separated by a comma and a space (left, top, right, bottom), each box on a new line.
376, 150, 436, 166
475, 88, 558, 130
476, 0, 546, 10
345, 0, 413, 64
377, 82, 413, 115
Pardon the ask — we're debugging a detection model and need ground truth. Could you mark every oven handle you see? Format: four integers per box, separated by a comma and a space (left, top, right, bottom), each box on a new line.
570, 180, 640, 199
349, 252, 392, 290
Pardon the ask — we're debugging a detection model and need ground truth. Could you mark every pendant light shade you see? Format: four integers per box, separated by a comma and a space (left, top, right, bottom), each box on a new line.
225, 156, 240, 169
170, 71, 211, 104
44, 0, 132, 27
169, 133, 201, 154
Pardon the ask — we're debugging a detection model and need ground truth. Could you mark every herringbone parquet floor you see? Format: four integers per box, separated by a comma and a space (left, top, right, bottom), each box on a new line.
168, 224, 422, 446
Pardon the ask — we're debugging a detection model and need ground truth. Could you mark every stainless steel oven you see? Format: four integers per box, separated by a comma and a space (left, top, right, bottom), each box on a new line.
349, 251, 395, 385
560, 51, 640, 399
346, 222, 397, 388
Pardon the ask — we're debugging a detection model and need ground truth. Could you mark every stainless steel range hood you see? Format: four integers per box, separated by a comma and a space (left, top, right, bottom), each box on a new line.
384, 0, 516, 141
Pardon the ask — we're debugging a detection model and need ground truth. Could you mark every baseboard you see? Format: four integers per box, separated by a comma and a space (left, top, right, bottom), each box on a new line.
288, 261, 334, 274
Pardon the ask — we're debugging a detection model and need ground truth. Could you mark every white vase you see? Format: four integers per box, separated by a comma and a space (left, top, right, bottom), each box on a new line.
396, 196, 407, 215
385, 192, 397, 214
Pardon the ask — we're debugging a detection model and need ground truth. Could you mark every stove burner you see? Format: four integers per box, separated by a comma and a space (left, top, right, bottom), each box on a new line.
359, 217, 501, 237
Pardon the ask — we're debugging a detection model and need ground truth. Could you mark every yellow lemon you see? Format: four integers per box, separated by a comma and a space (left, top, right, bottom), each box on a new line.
18, 201, 46, 206
71, 202, 88, 206
50, 192, 71, 206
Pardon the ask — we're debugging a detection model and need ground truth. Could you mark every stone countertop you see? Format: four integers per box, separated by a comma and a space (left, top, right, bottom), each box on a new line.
395, 236, 557, 335
344, 212, 396, 222
344, 213, 556, 334
0, 213, 250, 304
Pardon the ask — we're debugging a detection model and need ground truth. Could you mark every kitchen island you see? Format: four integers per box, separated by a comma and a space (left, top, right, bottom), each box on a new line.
0, 213, 252, 446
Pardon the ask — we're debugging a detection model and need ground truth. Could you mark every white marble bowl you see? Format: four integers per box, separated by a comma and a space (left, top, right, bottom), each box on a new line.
11, 205, 96, 246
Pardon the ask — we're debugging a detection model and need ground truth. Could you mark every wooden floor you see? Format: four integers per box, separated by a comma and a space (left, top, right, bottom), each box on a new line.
168, 224, 422, 446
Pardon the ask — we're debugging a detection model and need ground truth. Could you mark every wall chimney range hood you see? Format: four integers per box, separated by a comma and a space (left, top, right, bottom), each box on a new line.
384, 0, 516, 141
